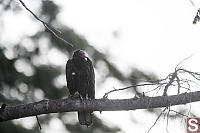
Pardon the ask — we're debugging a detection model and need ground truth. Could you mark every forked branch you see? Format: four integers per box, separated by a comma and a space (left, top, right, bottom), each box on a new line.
103, 68, 200, 98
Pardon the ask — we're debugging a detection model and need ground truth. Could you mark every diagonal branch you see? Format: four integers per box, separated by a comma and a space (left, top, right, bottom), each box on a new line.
103, 83, 160, 99
18, 0, 73, 47
1, 91, 200, 122
147, 107, 167, 133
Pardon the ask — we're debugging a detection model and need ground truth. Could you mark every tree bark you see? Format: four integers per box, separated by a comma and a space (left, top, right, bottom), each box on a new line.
1, 91, 200, 122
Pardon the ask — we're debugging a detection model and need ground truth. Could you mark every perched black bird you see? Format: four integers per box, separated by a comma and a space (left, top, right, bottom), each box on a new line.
66, 50, 95, 126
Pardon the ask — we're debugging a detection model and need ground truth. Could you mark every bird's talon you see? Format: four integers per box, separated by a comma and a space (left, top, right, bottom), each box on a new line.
70, 93, 80, 99
102, 96, 108, 100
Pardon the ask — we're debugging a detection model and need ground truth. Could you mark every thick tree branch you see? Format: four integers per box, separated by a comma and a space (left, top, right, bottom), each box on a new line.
1, 91, 200, 122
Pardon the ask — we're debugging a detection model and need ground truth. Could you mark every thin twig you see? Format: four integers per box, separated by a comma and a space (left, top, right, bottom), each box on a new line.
144, 84, 163, 94
176, 74, 181, 94
169, 110, 189, 117
103, 83, 159, 99
103, 67, 200, 100
147, 107, 167, 133
189, 0, 197, 8
166, 106, 170, 133
36, 115, 42, 130
175, 54, 194, 70
18, 0, 73, 47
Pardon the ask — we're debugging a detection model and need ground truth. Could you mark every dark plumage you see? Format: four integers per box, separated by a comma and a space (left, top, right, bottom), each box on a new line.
66, 50, 95, 126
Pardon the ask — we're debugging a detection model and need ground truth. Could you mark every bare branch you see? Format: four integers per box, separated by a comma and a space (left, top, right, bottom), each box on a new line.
166, 107, 170, 133
147, 107, 167, 133
163, 71, 177, 96
18, 0, 73, 47
175, 54, 194, 70
1, 91, 200, 122
189, 0, 197, 8
169, 110, 189, 117
176, 74, 181, 94
103, 83, 159, 99
147, 105, 189, 133
36, 115, 41, 130
103, 68, 200, 99
144, 84, 163, 94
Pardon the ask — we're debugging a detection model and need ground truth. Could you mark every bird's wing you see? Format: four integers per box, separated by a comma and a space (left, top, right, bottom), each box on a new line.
66, 59, 76, 95
87, 58, 95, 99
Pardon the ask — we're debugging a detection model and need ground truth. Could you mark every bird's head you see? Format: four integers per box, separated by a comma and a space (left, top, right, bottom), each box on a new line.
72, 50, 88, 61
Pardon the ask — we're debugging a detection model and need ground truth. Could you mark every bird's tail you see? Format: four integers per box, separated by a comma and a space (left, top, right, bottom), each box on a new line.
78, 111, 92, 127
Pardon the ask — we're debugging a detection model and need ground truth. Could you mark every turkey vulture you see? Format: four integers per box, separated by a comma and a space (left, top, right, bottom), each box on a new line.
66, 50, 95, 126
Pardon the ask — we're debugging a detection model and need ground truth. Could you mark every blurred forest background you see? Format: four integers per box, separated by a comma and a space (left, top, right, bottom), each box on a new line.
0, 0, 166, 133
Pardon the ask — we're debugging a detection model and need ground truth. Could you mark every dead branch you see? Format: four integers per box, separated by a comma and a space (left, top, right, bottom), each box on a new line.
35, 115, 41, 130
163, 71, 177, 96
103, 69, 200, 98
103, 83, 160, 99
169, 110, 189, 117
18, 0, 73, 47
147, 105, 190, 133
1, 91, 200, 122
147, 107, 167, 133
